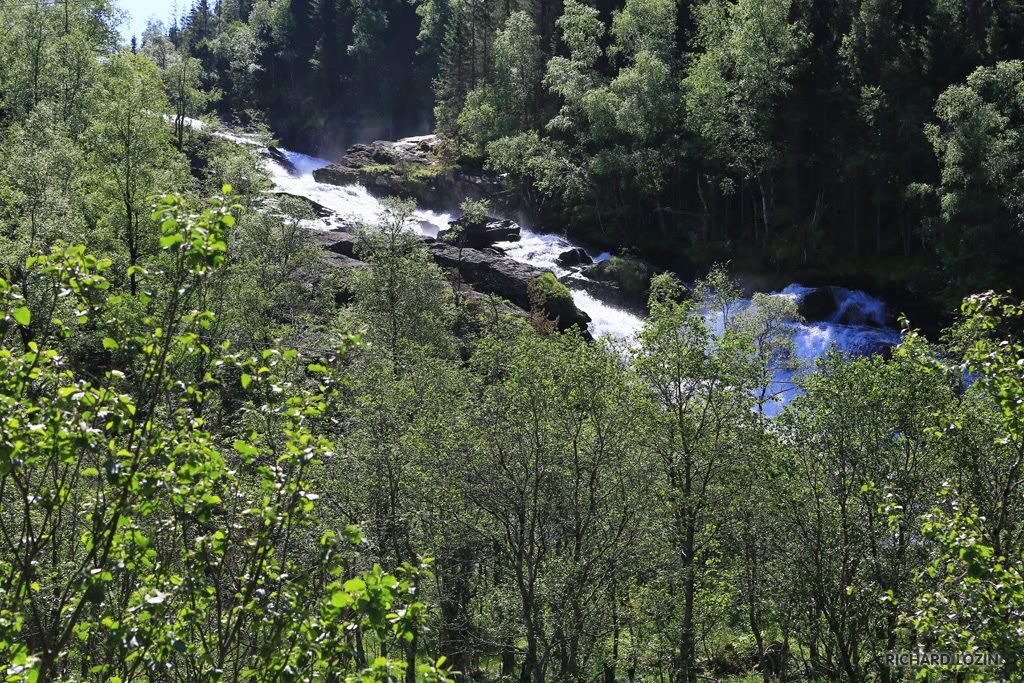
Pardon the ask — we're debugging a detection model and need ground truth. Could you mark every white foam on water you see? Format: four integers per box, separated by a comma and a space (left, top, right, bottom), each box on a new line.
568, 288, 645, 340
757, 286, 903, 414
495, 230, 576, 278
777, 283, 817, 301
261, 145, 641, 337
263, 149, 453, 234
830, 287, 888, 326
170, 114, 262, 146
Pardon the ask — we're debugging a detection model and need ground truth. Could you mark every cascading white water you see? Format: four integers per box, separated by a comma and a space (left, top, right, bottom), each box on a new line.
262, 145, 646, 338
266, 148, 454, 234
256, 139, 902, 394
777, 284, 901, 357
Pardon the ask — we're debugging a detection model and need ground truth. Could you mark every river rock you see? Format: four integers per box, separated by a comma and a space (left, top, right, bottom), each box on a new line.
556, 247, 593, 268
313, 229, 361, 258
581, 255, 657, 308
266, 146, 294, 172
794, 287, 836, 322
310, 228, 590, 335
321, 251, 368, 274
437, 216, 521, 248
829, 287, 887, 328
426, 241, 591, 336
561, 275, 650, 315
270, 191, 337, 220
312, 138, 501, 209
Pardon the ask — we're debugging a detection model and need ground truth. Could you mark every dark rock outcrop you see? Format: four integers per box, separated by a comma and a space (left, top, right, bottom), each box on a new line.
561, 275, 649, 316
310, 228, 590, 336
581, 255, 658, 309
266, 146, 293, 172
556, 247, 593, 268
425, 240, 591, 335
270, 192, 337, 220
321, 251, 368, 275
437, 216, 521, 248
313, 229, 361, 258
794, 287, 836, 322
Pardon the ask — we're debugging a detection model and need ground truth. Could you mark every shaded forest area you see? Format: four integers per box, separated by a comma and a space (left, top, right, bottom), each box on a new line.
161, 0, 1024, 304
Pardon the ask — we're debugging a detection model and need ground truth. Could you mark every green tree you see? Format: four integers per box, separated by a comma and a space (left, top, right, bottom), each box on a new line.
457, 11, 543, 147
0, 105, 83, 269
683, 0, 807, 246
348, 198, 455, 361
0, 192, 452, 682
456, 328, 646, 683
165, 51, 216, 150
778, 348, 952, 681
633, 273, 757, 682
896, 292, 1024, 680
89, 51, 189, 295
914, 61, 1024, 291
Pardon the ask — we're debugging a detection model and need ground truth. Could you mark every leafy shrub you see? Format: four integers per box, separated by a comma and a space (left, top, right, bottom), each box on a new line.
0, 190, 450, 683
459, 198, 491, 225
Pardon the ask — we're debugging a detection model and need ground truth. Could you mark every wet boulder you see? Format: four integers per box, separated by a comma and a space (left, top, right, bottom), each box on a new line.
437, 216, 521, 248
312, 229, 361, 258
793, 287, 836, 322
581, 255, 657, 307
556, 247, 593, 268
829, 287, 887, 328
265, 146, 294, 172
312, 137, 501, 210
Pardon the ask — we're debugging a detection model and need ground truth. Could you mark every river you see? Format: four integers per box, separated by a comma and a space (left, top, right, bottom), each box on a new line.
260, 136, 902, 413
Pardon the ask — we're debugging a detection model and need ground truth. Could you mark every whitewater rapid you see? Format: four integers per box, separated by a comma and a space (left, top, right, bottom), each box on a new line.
259, 140, 902, 412
265, 146, 647, 338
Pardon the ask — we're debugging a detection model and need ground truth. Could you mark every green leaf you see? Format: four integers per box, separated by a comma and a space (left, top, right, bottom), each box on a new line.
12, 306, 31, 326
102, 338, 119, 350
344, 578, 367, 593
160, 233, 183, 248
233, 440, 258, 456
241, 373, 252, 389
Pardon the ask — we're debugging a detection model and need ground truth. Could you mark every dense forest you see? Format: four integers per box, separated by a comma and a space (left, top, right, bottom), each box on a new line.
1, 0, 1024, 682
153, 0, 1024, 303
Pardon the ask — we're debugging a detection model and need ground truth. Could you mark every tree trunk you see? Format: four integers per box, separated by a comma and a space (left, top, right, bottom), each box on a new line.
501, 639, 516, 679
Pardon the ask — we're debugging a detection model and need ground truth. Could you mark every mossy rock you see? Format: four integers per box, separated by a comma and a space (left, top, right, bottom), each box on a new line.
313, 160, 453, 206
531, 272, 574, 308
582, 255, 655, 297
370, 146, 400, 164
